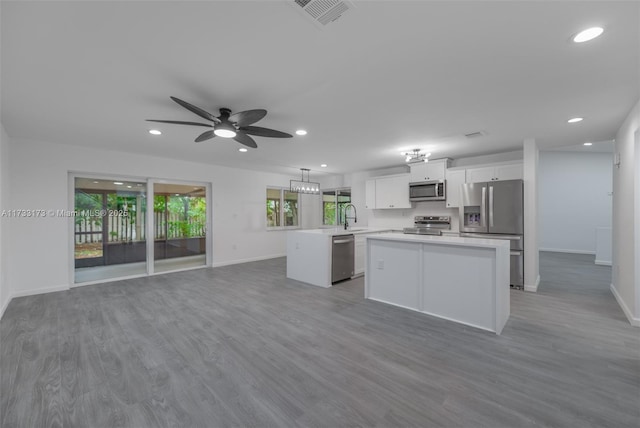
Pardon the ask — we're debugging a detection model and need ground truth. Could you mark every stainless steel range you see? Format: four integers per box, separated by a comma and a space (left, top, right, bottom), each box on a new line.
403, 216, 451, 236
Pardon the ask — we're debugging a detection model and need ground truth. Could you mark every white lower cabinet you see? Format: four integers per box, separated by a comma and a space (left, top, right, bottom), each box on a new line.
354, 234, 366, 275
354, 232, 387, 276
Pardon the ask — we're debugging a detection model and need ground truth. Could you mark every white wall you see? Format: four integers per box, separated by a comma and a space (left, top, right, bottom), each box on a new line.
0, 124, 10, 318
612, 98, 640, 326
5, 138, 313, 299
539, 151, 613, 254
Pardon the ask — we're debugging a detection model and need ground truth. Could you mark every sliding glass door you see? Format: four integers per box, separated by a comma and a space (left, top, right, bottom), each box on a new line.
74, 177, 147, 283
153, 183, 207, 273
73, 176, 209, 284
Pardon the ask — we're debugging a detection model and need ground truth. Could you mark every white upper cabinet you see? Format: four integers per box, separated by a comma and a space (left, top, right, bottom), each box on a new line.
365, 179, 376, 209
466, 163, 523, 183
370, 174, 411, 209
494, 163, 524, 181
445, 169, 466, 209
409, 159, 449, 182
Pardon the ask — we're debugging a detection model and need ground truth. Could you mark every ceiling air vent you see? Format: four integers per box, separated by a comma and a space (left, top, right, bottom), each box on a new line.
290, 0, 355, 28
464, 131, 487, 139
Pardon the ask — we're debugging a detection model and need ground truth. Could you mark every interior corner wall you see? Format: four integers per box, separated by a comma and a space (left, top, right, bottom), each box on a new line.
0, 123, 11, 318
6, 138, 304, 298
539, 151, 613, 254
523, 138, 540, 292
612, 98, 640, 326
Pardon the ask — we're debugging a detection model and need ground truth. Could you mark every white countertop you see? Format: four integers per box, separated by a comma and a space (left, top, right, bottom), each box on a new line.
367, 232, 510, 249
292, 227, 395, 237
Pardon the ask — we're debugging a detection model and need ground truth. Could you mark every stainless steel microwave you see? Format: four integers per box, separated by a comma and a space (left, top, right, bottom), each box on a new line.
409, 180, 446, 201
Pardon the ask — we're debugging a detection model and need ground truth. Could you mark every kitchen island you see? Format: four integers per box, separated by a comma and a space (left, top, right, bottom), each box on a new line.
287, 228, 392, 288
366, 233, 510, 334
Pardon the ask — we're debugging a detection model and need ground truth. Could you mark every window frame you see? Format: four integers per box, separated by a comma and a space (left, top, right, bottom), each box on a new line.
266, 186, 301, 230
322, 187, 351, 226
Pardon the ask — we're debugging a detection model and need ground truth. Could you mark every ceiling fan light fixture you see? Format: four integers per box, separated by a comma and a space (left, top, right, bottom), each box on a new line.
214, 123, 237, 138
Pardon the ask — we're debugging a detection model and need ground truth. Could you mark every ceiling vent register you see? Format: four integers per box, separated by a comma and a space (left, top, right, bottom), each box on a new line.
292, 0, 354, 27
464, 131, 487, 139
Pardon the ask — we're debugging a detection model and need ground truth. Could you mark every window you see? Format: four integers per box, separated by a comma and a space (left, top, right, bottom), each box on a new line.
267, 187, 299, 228
322, 188, 351, 225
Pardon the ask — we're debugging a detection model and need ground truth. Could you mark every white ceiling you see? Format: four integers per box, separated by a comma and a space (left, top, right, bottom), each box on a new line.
1, 1, 638, 177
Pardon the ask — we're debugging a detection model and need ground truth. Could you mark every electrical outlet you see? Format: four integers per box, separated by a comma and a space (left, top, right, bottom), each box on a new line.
377, 259, 384, 269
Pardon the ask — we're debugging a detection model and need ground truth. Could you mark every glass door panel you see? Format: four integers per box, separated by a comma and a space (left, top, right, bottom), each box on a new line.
74, 177, 147, 283
153, 183, 207, 273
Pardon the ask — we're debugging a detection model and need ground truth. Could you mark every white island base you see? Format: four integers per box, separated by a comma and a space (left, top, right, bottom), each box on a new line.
365, 234, 510, 334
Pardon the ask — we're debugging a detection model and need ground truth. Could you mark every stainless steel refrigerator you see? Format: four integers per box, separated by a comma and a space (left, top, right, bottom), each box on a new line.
459, 179, 524, 287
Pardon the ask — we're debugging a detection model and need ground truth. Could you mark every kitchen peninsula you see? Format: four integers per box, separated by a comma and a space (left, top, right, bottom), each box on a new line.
365, 233, 510, 334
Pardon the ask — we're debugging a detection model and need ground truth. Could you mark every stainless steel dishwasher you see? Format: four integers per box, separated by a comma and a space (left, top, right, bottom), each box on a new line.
331, 234, 355, 283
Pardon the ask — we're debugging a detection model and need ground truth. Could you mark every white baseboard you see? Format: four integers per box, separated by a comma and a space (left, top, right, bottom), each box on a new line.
1, 283, 70, 320
212, 253, 286, 268
610, 283, 640, 327
10, 284, 70, 299
524, 274, 540, 293
594, 260, 612, 266
539, 248, 595, 255
0, 296, 11, 320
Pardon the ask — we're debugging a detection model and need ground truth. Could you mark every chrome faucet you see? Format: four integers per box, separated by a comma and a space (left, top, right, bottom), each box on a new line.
343, 204, 357, 230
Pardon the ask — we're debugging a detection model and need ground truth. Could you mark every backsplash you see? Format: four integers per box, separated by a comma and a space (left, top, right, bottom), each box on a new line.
367, 201, 460, 232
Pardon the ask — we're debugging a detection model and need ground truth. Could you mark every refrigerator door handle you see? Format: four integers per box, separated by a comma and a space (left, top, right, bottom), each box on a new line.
481, 186, 487, 228
489, 185, 494, 228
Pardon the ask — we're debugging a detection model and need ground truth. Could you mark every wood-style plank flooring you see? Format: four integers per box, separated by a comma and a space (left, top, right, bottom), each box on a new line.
1, 252, 639, 427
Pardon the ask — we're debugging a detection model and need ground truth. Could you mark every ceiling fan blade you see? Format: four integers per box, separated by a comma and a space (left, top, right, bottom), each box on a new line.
239, 126, 292, 138
170, 96, 220, 123
233, 132, 258, 148
146, 119, 213, 127
195, 130, 216, 142
229, 109, 267, 127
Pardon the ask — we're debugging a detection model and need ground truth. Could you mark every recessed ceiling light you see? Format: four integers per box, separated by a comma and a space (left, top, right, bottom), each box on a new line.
296, 130, 307, 136
126, 185, 132, 188
568, 117, 583, 123
149, 129, 162, 135
573, 27, 604, 43
93, 181, 99, 184
113, 182, 123, 185
238, 148, 248, 152
320, 164, 327, 168
583, 142, 593, 146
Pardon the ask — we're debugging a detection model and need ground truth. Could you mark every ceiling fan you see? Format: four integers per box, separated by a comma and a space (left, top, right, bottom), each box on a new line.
147, 96, 293, 148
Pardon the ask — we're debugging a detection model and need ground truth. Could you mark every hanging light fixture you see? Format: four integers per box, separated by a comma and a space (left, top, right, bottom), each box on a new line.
290, 168, 320, 194
403, 149, 431, 163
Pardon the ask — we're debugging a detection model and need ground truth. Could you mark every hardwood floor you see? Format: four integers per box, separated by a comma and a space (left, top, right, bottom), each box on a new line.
1, 252, 638, 427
